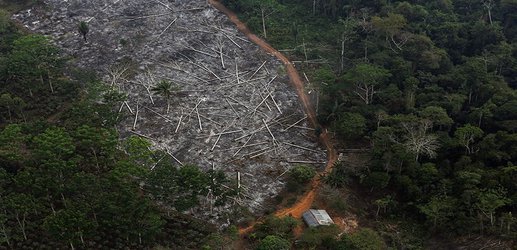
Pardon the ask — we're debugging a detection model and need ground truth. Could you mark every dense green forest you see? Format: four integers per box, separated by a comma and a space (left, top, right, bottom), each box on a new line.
0, 6, 240, 249
224, 0, 517, 248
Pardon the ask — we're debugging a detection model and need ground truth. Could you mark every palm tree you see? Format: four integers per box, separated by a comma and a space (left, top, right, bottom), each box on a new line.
78, 21, 89, 42
151, 80, 178, 113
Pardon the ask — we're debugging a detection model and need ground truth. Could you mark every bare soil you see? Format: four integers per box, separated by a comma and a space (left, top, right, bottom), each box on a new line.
13, 0, 327, 222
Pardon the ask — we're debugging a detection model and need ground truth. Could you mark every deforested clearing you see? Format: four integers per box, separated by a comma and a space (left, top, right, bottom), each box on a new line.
14, 0, 325, 218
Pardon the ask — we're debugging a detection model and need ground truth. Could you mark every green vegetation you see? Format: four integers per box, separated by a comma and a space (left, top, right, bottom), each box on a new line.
0, 9, 235, 249
341, 228, 387, 250
253, 216, 298, 240
298, 224, 340, 248
78, 21, 89, 42
297, 226, 386, 249
256, 235, 291, 250
225, 0, 517, 247
250, 216, 298, 249
151, 80, 179, 114
286, 164, 316, 192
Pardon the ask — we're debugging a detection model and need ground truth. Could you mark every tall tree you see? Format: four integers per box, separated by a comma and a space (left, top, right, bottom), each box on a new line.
454, 124, 484, 154
371, 13, 409, 52
419, 106, 453, 130
7, 35, 61, 94
43, 204, 96, 249
476, 188, 510, 228
343, 63, 391, 105
419, 196, 456, 229
0, 93, 25, 122
251, 0, 282, 39
4, 193, 38, 240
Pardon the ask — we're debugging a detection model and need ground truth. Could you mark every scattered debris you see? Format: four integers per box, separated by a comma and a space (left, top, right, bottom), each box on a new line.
14, 0, 326, 219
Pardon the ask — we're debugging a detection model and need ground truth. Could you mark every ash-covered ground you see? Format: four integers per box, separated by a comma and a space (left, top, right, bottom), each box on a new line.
14, 0, 326, 220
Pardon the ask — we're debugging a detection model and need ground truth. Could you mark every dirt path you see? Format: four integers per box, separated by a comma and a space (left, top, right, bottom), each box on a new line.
208, 0, 338, 234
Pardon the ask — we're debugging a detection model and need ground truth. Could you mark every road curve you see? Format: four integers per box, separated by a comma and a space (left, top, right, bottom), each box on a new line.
207, 0, 338, 235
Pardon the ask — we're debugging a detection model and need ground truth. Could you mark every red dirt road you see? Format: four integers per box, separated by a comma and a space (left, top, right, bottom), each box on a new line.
208, 0, 338, 235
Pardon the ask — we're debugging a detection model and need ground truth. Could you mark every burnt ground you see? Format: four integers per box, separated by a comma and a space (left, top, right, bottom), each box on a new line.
14, 0, 326, 221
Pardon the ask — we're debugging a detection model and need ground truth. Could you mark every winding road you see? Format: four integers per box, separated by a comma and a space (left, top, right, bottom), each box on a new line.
208, 0, 338, 235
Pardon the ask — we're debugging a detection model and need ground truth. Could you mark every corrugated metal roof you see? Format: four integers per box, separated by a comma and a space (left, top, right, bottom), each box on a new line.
302, 211, 319, 227
302, 209, 334, 227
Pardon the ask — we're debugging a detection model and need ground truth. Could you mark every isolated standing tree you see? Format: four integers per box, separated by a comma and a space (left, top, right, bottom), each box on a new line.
151, 80, 177, 114
244, 0, 281, 38
78, 21, 89, 42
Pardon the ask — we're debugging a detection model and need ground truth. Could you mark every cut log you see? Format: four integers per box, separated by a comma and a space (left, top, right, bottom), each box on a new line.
175, 114, 183, 133
153, 0, 173, 11
188, 61, 221, 80
132, 103, 139, 130
158, 17, 178, 37
144, 107, 174, 123
233, 134, 254, 157
282, 142, 321, 153
287, 160, 325, 164
185, 45, 218, 58
219, 43, 226, 69
166, 148, 184, 166
263, 119, 278, 146
283, 116, 307, 131
225, 98, 239, 117
196, 107, 203, 131
130, 131, 154, 140
223, 32, 242, 49
248, 61, 267, 80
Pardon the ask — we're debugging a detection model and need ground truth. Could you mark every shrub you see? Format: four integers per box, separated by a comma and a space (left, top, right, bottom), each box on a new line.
340, 228, 386, 250
334, 112, 366, 139
256, 235, 290, 250
287, 165, 316, 192
289, 165, 316, 183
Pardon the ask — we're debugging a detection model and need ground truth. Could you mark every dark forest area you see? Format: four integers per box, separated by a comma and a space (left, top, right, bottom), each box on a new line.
223, 0, 517, 248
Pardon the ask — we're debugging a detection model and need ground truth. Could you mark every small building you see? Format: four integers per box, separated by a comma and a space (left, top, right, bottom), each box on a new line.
302, 209, 334, 227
